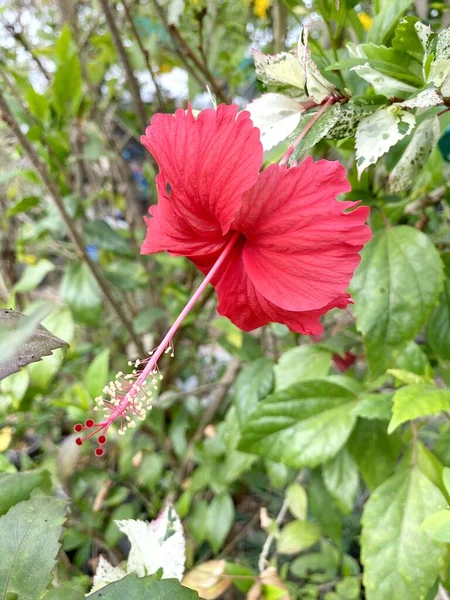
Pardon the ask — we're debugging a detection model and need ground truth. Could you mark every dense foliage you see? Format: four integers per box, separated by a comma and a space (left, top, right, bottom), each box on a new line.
2, 0, 450, 599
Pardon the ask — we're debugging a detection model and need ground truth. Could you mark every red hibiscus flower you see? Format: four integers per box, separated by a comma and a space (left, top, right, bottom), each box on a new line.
75, 103, 371, 454
141, 104, 371, 335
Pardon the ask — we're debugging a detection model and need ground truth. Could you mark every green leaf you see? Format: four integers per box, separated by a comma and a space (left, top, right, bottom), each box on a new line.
252, 49, 306, 93
52, 27, 82, 117
322, 448, 359, 514
133, 308, 166, 335
87, 575, 199, 599
387, 369, 428, 385
286, 482, 308, 520
291, 104, 342, 160
0, 471, 48, 516
6, 196, 40, 217
0, 306, 68, 381
239, 380, 358, 468
355, 107, 415, 177
443, 467, 450, 496
233, 358, 274, 427
26, 87, 50, 124
206, 494, 234, 553
348, 420, 402, 490
388, 384, 450, 433
351, 226, 443, 377
28, 307, 74, 390
14, 259, 54, 293
352, 393, 393, 420
60, 263, 102, 326
361, 468, 447, 600
278, 520, 321, 554
84, 349, 110, 399
367, 0, 414, 45
84, 220, 133, 257
421, 510, 450, 542
0, 497, 66, 600
389, 117, 440, 193
308, 471, 342, 543
428, 280, 450, 361
392, 17, 431, 61
274, 346, 331, 391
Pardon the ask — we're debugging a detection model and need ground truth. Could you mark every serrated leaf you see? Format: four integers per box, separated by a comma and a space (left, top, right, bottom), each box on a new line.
350, 226, 443, 377
298, 29, 335, 103
387, 369, 428, 385
355, 107, 415, 177
322, 448, 359, 514
399, 87, 443, 109
246, 94, 303, 151
88, 575, 199, 599
389, 116, 440, 193
91, 556, 126, 592
239, 380, 358, 468
278, 520, 321, 555
252, 49, 306, 93
361, 468, 447, 600
0, 497, 67, 600
427, 280, 450, 360
291, 103, 343, 160
274, 346, 331, 390
388, 384, 450, 433
233, 358, 274, 427
351, 63, 417, 98
115, 505, 185, 580
0, 306, 68, 381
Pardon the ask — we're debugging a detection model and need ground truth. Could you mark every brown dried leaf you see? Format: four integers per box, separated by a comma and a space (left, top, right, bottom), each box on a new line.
182, 560, 232, 600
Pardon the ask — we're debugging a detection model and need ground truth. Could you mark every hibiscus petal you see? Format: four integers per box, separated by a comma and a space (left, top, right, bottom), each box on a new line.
213, 243, 351, 335
141, 104, 263, 236
234, 160, 371, 312
141, 174, 228, 257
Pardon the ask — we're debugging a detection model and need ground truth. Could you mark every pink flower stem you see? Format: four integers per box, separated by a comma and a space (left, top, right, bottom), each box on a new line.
279, 96, 336, 166
105, 231, 241, 425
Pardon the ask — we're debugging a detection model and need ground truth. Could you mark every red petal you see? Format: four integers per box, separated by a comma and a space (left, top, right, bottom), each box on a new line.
233, 160, 371, 312
141, 104, 263, 238
141, 174, 229, 257
212, 243, 351, 335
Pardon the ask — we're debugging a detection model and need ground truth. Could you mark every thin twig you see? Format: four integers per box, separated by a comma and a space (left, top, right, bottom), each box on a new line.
258, 471, 305, 572
98, 0, 148, 131
6, 26, 50, 81
149, 0, 227, 102
0, 89, 146, 356
121, 0, 167, 112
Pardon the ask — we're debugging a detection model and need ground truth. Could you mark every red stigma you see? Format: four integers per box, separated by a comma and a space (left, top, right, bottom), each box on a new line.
75, 437, 83, 446
98, 435, 107, 445
95, 447, 104, 457
74, 423, 83, 432
85, 419, 95, 428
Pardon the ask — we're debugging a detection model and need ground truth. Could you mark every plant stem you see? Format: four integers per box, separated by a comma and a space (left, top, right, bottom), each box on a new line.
121, 0, 168, 112
98, 0, 148, 132
279, 96, 335, 166
0, 89, 146, 356
149, 0, 228, 103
